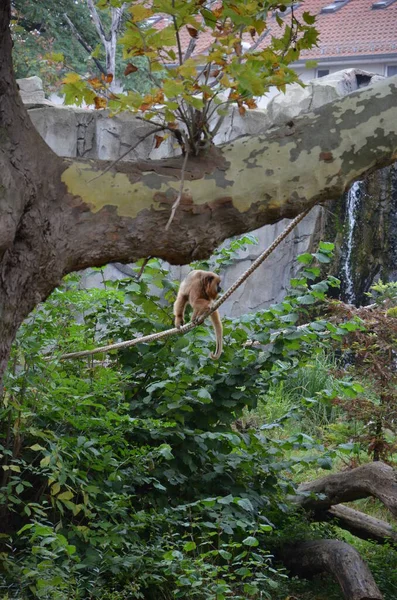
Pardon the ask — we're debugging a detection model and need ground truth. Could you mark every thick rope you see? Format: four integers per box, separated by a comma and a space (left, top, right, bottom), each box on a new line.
56, 207, 312, 360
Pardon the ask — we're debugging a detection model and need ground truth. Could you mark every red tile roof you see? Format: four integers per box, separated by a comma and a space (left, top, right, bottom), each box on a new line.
283, 0, 397, 59
154, 0, 397, 62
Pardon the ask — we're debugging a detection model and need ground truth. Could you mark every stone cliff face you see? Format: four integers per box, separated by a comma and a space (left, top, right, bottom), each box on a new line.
19, 71, 397, 313
330, 165, 397, 306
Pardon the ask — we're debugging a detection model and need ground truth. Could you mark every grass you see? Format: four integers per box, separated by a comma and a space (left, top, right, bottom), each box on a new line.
246, 353, 342, 436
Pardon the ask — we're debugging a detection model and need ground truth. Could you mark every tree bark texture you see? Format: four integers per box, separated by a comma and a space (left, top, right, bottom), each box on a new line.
282, 540, 383, 600
2, 0, 397, 379
0, 1, 75, 382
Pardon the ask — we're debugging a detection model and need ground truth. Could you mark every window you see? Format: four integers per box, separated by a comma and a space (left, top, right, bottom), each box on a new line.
372, 0, 397, 8
321, 0, 351, 14
317, 69, 330, 78
386, 65, 397, 77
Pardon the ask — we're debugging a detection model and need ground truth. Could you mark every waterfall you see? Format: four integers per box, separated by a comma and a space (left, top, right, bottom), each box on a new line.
341, 181, 363, 304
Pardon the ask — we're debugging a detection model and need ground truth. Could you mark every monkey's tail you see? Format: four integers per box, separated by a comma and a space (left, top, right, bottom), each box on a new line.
210, 311, 223, 359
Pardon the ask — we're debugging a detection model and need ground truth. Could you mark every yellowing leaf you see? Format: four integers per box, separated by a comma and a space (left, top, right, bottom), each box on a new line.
63, 72, 81, 85
149, 26, 176, 49
94, 96, 107, 110
163, 79, 184, 98
72, 504, 83, 516
51, 482, 61, 496
88, 77, 102, 90
178, 59, 198, 78
129, 4, 153, 22
40, 455, 51, 467
245, 98, 257, 109
57, 490, 74, 501
220, 74, 233, 88
29, 444, 45, 451
101, 73, 113, 84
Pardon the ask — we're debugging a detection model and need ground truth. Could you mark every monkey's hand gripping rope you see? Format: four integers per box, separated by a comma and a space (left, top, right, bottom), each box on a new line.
56, 207, 312, 360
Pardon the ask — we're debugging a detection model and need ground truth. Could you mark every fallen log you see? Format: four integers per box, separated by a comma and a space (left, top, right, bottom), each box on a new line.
294, 462, 397, 517
282, 539, 383, 600
326, 504, 397, 547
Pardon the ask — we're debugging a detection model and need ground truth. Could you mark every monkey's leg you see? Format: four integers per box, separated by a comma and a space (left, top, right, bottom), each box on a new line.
174, 294, 188, 328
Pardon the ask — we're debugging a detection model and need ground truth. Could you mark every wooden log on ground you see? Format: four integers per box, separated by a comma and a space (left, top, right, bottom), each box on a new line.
294, 462, 397, 517
326, 505, 397, 547
282, 539, 383, 600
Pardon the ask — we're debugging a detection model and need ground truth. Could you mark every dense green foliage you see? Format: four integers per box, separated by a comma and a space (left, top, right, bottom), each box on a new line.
11, 0, 98, 88
1, 240, 396, 599
11, 0, 149, 93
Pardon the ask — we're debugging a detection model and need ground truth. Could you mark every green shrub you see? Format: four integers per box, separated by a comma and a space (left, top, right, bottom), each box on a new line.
2, 241, 392, 599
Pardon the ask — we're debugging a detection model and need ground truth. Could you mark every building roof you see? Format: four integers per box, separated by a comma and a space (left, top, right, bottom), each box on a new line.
154, 0, 397, 63
288, 0, 397, 61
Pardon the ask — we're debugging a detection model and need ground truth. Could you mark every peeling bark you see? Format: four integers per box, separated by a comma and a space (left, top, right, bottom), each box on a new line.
294, 462, 397, 517
59, 75, 397, 268
282, 540, 383, 600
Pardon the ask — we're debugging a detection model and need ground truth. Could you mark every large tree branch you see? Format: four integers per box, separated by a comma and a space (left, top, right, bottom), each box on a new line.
294, 463, 397, 546
58, 75, 397, 269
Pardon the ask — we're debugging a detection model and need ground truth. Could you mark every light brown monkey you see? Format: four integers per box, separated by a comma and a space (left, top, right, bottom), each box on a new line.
173, 270, 223, 359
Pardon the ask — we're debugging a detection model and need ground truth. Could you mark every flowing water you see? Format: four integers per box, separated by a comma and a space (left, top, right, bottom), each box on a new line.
340, 181, 363, 304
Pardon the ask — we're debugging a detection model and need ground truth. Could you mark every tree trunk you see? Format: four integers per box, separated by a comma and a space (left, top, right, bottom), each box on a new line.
282, 540, 383, 600
0, 1, 83, 386
86, 0, 125, 92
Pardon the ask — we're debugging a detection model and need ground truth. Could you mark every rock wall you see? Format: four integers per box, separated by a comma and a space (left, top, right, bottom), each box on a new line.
18, 70, 391, 314
329, 165, 397, 305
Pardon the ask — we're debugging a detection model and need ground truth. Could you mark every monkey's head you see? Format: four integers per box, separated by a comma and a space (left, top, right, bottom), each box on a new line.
204, 272, 221, 299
